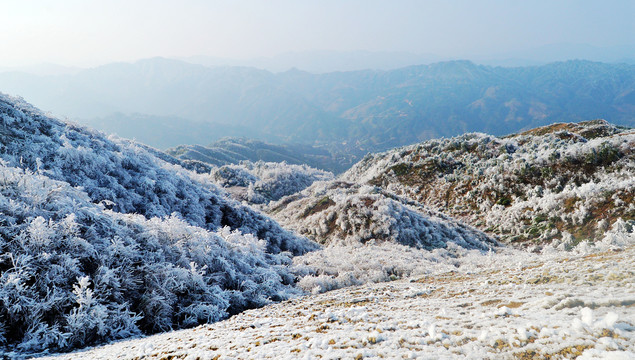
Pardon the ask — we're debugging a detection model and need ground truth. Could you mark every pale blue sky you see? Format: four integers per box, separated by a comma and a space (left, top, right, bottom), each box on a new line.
0, 0, 633, 67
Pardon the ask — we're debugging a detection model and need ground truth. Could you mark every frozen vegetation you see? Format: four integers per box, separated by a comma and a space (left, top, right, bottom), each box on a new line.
209, 161, 333, 206
269, 181, 495, 250
1, 93, 634, 359
0, 94, 317, 356
0, 93, 316, 255
0, 164, 301, 354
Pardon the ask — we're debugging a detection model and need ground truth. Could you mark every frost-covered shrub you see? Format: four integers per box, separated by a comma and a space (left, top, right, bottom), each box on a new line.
210, 161, 334, 205
0, 164, 302, 355
212, 165, 259, 187
269, 181, 496, 250
0, 94, 323, 356
0, 93, 317, 255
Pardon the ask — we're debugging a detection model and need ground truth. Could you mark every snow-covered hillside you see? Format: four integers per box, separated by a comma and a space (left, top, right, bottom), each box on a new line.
2, 93, 634, 359
0, 94, 318, 356
0, 93, 316, 255
343, 120, 635, 247
269, 181, 495, 250
0, 165, 303, 355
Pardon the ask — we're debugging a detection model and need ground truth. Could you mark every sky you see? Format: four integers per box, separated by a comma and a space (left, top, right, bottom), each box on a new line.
0, 0, 633, 67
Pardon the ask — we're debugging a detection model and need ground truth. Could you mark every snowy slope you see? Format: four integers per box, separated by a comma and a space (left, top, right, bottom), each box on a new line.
40, 242, 635, 360
0, 94, 320, 356
343, 120, 635, 247
3, 93, 634, 359
0, 161, 307, 356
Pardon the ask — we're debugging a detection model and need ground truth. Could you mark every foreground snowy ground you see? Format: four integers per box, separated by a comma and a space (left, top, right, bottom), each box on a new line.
39, 244, 634, 360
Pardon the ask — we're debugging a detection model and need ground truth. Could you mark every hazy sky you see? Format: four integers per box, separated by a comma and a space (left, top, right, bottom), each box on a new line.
0, 0, 633, 67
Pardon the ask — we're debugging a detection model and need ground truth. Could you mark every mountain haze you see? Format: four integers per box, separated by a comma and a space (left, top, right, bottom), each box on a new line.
81, 113, 257, 149
1, 59, 634, 156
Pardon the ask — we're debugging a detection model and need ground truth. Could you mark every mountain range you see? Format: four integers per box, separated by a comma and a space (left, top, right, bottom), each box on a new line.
1, 58, 634, 161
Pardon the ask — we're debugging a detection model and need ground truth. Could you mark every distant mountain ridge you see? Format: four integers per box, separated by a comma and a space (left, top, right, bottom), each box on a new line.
1, 58, 634, 157
167, 137, 355, 173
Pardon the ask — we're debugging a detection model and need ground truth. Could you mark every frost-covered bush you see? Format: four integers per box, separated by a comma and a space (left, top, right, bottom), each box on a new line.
0, 164, 302, 355
210, 161, 334, 205
292, 242, 475, 294
212, 165, 259, 187
269, 181, 496, 250
0, 93, 317, 255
